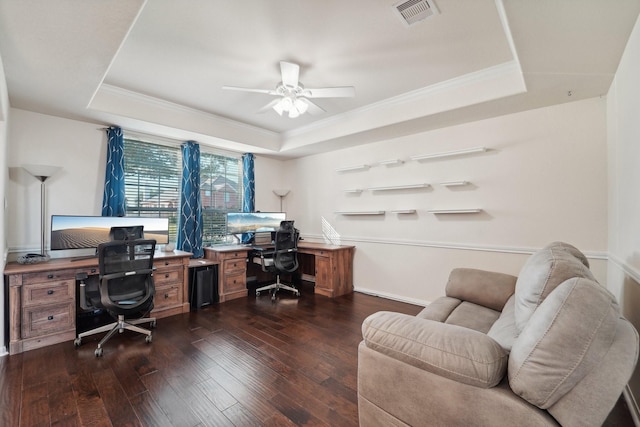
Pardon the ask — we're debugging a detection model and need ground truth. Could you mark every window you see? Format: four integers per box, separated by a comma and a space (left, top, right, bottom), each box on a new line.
200, 150, 242, 245
123, 137, 242, 245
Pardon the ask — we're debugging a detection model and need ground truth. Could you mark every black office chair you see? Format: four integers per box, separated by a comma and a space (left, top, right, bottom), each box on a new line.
254, 220, 300, 301
74, 239, 157, 356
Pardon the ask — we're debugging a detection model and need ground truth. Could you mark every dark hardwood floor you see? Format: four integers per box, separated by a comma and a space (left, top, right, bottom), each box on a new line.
0, 284, 635, 426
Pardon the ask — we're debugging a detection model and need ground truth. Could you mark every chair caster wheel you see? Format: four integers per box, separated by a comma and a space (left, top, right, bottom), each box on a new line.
95, 348, 103, 357
150, 320, 157, 328
74, 338, 82, 347
256, 291, 260, 297
145, 334, 153, 343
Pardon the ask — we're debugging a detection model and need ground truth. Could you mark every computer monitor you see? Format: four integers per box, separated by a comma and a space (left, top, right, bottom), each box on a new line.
226, 212, 285, 235
51, 215, 169, 250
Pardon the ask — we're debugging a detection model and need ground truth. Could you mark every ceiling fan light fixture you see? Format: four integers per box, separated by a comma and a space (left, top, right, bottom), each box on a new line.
294, 98, 308, 114
273, 101, 285, 116
288, 108, 300, 118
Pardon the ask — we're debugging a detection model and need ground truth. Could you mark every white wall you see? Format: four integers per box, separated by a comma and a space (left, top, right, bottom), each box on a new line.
284, 98, 608, 304
6, 109, 107, 258
606, 13, 640, 413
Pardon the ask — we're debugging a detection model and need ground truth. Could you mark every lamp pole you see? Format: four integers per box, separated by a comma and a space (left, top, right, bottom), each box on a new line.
23, 165, 62, 258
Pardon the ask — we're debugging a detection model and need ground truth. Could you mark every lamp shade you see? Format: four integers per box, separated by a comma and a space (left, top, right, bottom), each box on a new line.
23, 164, 62, 181
273, 189, 290, 197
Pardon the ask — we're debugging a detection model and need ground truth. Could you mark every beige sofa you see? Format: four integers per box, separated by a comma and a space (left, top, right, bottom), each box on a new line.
358, 242, 639, 426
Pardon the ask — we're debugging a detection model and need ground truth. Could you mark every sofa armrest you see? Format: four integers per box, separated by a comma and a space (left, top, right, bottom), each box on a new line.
446, 268, 517, 311
362, 311, 508, 388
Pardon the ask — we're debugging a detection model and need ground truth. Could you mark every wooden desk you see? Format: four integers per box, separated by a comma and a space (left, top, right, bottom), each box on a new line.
3, 250, 192, 355
205, 242, 355, 302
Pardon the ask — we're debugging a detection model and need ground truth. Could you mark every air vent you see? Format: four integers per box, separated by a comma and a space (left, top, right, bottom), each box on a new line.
392, 0, 439, 27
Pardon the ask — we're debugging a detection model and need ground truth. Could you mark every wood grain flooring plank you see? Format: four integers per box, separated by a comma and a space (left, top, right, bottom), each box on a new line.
206, 362, 279, 423
48, 372, 79, 425
222, 402, 263, 427
91, 367, 142, 427
139, 370, 202, 427
180, 380, 235, 427
20, 383, 49, 427
68, 363, 112, 427
0, 353, 24, 427
128, 390, 174, 427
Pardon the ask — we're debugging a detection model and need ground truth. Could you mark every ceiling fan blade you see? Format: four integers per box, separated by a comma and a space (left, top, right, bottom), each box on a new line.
304, 86, 356, 98
300, 98, 326, 115
222, 86, 278, 95
257, 99, 282, 114
280, 61, 299, 88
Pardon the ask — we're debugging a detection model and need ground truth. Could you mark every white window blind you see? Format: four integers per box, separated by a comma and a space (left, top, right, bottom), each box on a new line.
200, 150, 242, 245
123, 138, 243, 246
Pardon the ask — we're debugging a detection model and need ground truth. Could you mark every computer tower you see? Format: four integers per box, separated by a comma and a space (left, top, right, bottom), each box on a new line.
189, 265, 218, 309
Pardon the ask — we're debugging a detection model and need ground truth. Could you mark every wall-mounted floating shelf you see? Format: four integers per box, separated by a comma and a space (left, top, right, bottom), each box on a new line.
440, 180, 470, 187
369, 183, 431, 191
391, 209, 417, 214
335, 211, 386, 215
343, 189, 364, 193
411, 147, 487, 161
336, 164, 370, 172
378, 159, 404, 166
428, 208, 482, 214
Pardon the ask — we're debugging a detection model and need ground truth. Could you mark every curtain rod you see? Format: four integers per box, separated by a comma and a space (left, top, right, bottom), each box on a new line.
96, 126, 243, 158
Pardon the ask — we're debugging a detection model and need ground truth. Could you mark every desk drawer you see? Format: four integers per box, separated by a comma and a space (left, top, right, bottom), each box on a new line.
22, 302, 74, 338
23, 270, 77, 284
22, 280, 75, 307
224, 272, 246, 293
155, 258, 183, 268
153, 268, 182, 286
154, 285, 181, 310
223, 259, 246, 275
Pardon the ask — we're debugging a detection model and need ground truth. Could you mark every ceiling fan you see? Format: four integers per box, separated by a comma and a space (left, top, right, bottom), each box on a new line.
222, 61, 355, 118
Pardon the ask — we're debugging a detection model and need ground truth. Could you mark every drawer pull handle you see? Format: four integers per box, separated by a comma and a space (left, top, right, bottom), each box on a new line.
165, 261, 169, 266
165, 273, 170, 278
47, 290, 54, 295
48, 315, 54, 321
91, 269, 97, 274
47, 274, 54, 279
165, 293, 169, 299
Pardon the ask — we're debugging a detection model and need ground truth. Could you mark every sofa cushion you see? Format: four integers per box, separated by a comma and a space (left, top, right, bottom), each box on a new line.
514, 241, 595, 334
508, 277, 619, 409
444, 301, 500, 334
362, 311, 508, 388
446, 268, 517, 311
416, 297, 461, 322
487, 294, 517, 352
417, 297, 500, 334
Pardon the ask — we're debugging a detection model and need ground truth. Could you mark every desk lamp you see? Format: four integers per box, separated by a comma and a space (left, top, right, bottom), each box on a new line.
20, 164, 62, 263
273, 189, 290, 212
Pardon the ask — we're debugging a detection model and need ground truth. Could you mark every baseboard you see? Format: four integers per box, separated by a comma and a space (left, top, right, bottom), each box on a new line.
354, 287, 430, 308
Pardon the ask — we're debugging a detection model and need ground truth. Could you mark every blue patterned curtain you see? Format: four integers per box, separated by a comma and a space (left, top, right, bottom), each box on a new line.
102, 126, 126, 217
241, 153, 255, 244
177, 141, 203, 258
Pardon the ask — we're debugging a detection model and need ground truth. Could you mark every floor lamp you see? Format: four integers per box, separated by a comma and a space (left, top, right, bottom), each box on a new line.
21, 164, 62, 263
273, 189, 290, 212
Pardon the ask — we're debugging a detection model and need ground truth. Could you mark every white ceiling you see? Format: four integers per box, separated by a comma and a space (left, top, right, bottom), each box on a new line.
1, 0, 639, 158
